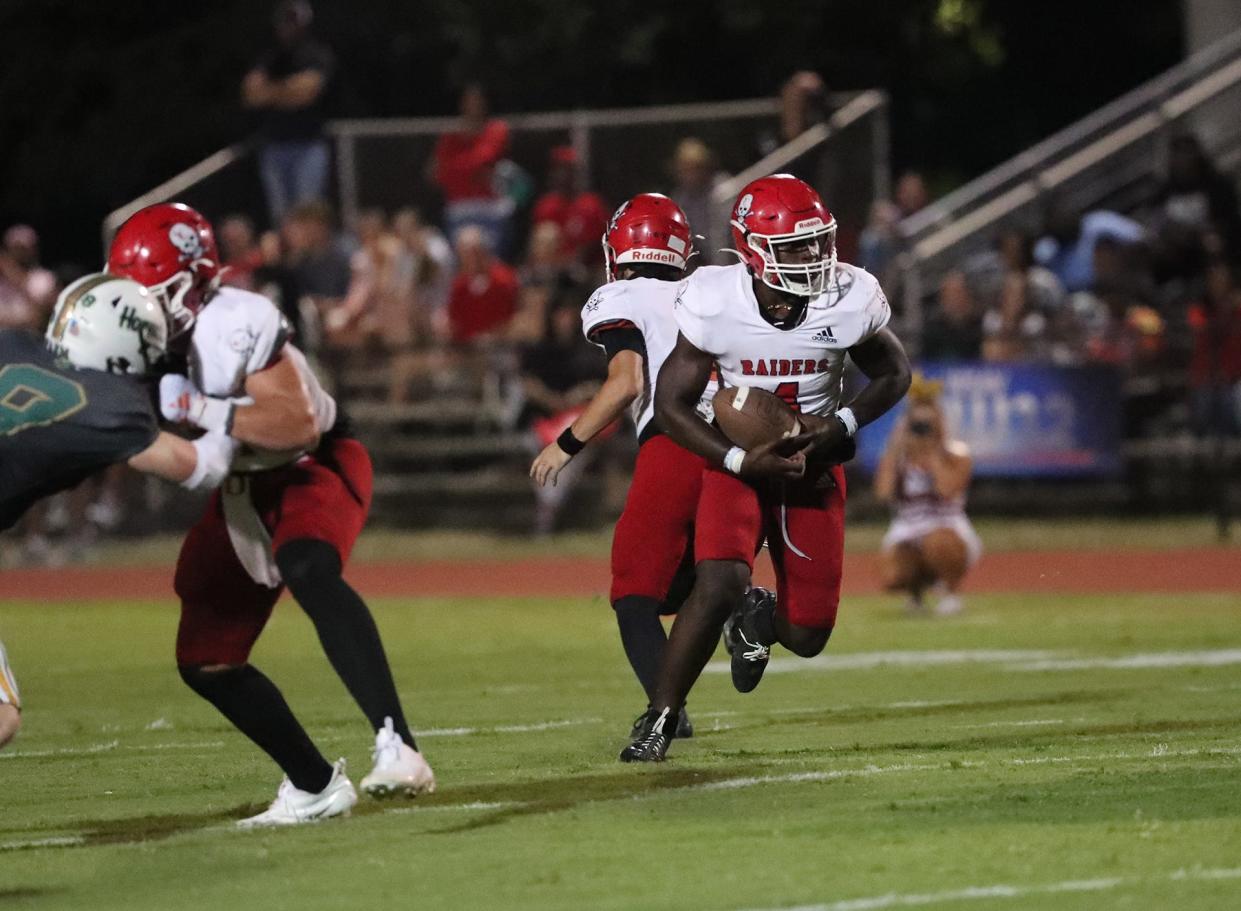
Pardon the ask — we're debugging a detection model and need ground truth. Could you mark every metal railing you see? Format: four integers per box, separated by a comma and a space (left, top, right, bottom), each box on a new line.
709, 89, 890, 251
102, 94, 886, 250
896, 26, 1241, 336
101, 144, 248, 252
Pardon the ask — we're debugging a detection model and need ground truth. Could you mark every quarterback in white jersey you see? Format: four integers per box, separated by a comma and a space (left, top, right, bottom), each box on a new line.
108, 203, 434, 824
529, 194, 713, 737
622, 174, 912, 763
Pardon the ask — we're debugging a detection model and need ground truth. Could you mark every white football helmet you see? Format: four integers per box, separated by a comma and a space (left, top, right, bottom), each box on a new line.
46, 273, 169, 377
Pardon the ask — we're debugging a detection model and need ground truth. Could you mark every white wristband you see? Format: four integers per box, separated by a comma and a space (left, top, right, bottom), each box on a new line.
723, 446, 747, 475
190, 395, 237, 435
834, 407, 859, 438
183, 433, 239, 491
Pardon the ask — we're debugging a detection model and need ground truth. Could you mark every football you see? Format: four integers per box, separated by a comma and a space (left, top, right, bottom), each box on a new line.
713, 385, 803, 449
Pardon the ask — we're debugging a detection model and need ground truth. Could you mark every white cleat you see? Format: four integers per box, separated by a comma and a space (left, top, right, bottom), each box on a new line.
361, 717, 436, 799
934, 593, 964, 616
237, 759, 357, 828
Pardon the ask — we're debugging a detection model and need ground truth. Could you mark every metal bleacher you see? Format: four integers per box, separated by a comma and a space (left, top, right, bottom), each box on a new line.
895, 27, 1241, 338
889, 29, 1241, 533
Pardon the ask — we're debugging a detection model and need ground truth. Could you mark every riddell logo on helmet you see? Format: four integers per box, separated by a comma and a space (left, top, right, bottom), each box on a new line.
630, 250, 678, 265
794, 217, 826, 231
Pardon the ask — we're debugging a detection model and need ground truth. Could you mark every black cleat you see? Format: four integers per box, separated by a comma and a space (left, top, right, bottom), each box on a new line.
723, 587, 774, 694
620, 707, 676, 762
675, 707, 693, 739
629, 705, 693, 739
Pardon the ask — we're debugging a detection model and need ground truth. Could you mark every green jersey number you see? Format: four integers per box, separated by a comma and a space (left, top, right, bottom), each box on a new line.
0, 364, 87, 437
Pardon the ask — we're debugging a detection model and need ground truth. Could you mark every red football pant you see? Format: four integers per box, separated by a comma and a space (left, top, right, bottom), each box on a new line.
610, 434, 707, 605
694, 466, 847, 629
174, 438, 373, 666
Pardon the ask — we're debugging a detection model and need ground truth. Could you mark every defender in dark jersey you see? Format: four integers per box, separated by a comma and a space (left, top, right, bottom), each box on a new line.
0, 331, 160, 530
0, 275, 237, 751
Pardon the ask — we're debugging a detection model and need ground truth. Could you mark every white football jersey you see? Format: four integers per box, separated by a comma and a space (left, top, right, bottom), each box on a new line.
673, 262, 890, 417
189, 287, 337, 470
581, 277, 716, 437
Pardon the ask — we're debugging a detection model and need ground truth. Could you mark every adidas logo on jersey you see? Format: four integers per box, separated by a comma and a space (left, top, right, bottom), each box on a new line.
810, 327, 837, 343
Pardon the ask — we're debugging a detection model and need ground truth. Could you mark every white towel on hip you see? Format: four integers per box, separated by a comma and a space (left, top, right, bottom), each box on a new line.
221, 475, 283, 588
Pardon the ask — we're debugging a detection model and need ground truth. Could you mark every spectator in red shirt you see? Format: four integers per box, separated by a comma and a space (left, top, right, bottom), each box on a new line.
431, 83, 514, 256
530, 146, 610, 265
448, 226, 518, 344
1188, 258, 1241, 436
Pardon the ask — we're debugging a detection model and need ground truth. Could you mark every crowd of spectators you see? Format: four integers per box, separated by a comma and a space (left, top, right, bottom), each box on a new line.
901, 132, 1241, 439
8, 3, 1240, 547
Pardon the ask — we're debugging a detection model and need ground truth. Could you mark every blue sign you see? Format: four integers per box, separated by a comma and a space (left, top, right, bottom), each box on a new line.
854, 362, 1123, 477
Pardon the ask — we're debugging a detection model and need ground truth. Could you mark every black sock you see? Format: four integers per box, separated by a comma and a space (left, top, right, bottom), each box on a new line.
277, 539, 418, 750
613, 595, 668, 702
179, 663, 333, 793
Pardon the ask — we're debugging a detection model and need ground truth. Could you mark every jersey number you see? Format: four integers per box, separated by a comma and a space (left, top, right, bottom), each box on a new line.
0, 365, 87, 438
774, 382, 802, 413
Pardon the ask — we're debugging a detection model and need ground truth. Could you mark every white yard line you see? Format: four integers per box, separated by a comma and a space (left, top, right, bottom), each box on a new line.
418, 717, 601, 737
705, 647, 1241, 676
688, 764, 943, 792
733, 867, 1241, 911
1013, 649, 1241, 671
0, 740, 223, 760
5, 718, 604, 760
705, 650, 1059, 675
384, 801, 522, 815
698, 700, 964, 721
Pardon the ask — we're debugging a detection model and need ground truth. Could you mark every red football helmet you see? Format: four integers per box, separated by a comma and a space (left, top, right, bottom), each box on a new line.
728, 174, 836, 298
602, 193, 693, 282
107, 202, 221, 336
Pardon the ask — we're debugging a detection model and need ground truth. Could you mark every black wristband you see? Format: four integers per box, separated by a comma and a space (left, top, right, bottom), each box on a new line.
556, 427, 586, 456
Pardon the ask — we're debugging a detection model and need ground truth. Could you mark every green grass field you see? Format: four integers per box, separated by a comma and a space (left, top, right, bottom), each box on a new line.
3, 578, 1240, 909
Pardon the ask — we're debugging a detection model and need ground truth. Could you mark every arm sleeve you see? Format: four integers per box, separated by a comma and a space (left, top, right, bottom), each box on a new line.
81, 372, 160, 462
596, 326, 645, 361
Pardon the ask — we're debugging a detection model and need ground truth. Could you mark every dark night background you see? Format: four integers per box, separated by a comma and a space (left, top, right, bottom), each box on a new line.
0, 0, 1185, 265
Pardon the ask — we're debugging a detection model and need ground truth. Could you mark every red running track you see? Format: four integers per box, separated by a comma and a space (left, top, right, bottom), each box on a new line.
0, 549, 1236, 601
